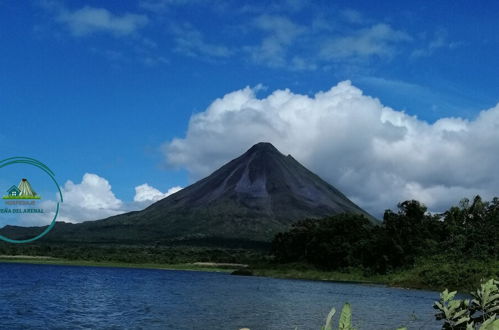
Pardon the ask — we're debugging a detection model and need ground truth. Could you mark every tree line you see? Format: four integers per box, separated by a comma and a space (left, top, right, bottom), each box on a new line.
271, 196, 499, 274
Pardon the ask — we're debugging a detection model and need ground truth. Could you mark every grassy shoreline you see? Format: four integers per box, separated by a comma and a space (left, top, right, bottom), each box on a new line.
252, 267, 387, 286
0, 256, 237, 273
1, 255, 497, 292
0, 256, 404, 290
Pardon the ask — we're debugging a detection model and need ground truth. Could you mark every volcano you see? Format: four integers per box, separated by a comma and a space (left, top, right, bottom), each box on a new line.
3, 142, 375, 245
18, 178, 37, 197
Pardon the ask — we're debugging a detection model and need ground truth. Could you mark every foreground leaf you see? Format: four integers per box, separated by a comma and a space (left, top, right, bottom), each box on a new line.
339, 303, 352, 330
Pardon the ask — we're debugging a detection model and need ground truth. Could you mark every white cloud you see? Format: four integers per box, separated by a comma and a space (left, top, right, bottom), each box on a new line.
56, 173, 125, 223
63, 174, 122, 210
171, 23, 233, 59
163, 81, 499, 217
40, 3, 164, 66
247, 14, 305, 67
320, 23, 411, 60
412, 29, 462, 58
56, 174, 183, 223
2, 174, 178, 227
134, 183, 182, 203
243, 14, 410, 70
2, 173, 126, 227
58, 6, 148, 37
53, 175, 182, 223
290, 56, 317, 71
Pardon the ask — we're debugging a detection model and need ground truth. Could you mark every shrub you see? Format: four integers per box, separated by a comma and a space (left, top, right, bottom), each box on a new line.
434, 278, 499, 329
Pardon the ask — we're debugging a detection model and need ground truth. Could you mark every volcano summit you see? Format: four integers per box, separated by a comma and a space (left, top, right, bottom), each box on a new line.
2, 142, 374, 245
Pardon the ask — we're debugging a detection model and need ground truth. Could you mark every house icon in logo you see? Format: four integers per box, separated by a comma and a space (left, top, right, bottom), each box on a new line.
6, 185, 21, 197
3, 178, 41, 200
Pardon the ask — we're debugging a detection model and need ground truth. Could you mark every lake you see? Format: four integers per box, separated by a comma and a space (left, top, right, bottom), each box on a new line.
0, 263, 441, 329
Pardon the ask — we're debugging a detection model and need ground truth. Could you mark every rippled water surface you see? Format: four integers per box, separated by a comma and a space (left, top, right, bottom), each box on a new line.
0, 263, 441, 329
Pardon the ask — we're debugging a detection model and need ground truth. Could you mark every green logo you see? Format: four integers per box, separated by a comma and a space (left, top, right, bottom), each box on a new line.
0, 157, 63, 243
3, 178, 41, 200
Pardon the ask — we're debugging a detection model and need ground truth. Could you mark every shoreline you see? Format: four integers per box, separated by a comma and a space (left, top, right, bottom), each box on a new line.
0, 257, 237, 273
2, 255, 486, 292
0, 256, 407, 290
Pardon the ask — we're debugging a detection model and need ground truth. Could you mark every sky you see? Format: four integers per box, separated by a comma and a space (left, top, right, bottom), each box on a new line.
1, 0, 499, 225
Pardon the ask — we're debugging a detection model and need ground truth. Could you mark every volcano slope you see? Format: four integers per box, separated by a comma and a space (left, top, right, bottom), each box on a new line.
2, 142, 375, 246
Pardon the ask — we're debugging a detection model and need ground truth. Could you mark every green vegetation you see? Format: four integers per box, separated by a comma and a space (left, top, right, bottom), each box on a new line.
2, 195, 40, 199
0, 244, 263, 265
0, 195, 497, 291
387, 257, 499, 291
271, 196, 499, 290
262, 258, 499, 292
251, 263, 381, 284
250, 258, 499, 291
0, 256, 238, 273
319, 278, 498, 330
321, 303, 353, 330
434, 278, 499, 329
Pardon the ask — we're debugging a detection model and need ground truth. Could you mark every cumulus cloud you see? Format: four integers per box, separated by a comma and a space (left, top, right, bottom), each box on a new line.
59, 174, 184, 222
38, 174, 181, 224
58, 6, 148, 37
1, 175, 182, 228
163, 81, 499, 217
56, 173, 125, 223
134, 183, 182, 203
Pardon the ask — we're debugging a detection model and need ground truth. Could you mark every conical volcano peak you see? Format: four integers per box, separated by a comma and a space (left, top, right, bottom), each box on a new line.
246, 142, 281, 154
18, 178, 37, 197
21, 142, 374, 245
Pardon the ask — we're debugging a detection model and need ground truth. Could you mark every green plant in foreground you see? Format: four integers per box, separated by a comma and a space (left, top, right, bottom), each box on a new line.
434, 289, 471, 328
434, 278, 499, 330
320, 303, 408, 330
321, 303, 354, 330
318, 279, 498, 330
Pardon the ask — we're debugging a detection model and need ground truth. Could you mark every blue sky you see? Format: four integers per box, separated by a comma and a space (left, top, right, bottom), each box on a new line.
1, 0, 499, 223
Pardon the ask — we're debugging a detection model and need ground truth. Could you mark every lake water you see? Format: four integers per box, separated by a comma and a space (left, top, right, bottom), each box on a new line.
0, 263, 442, 329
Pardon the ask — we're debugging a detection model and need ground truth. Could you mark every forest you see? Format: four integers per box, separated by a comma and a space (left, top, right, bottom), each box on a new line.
1, 196, 497, 290
271, 196, 499, 289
